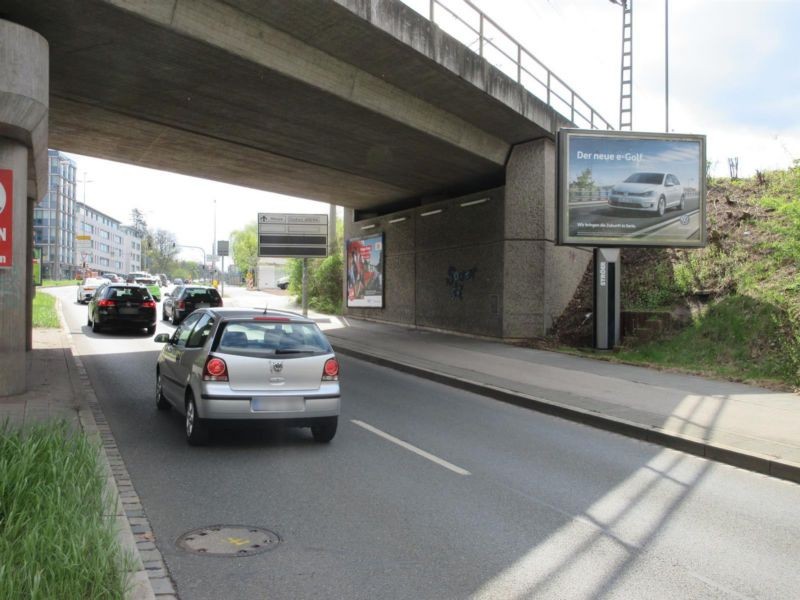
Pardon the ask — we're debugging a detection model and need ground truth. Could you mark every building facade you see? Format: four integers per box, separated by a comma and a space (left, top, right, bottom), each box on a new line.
33, 150, 77, 279
75, 202, 143, 275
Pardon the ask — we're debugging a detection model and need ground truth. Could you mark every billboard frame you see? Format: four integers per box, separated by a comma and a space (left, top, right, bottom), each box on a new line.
557, 128, 707, 248
346, 232, 384, 309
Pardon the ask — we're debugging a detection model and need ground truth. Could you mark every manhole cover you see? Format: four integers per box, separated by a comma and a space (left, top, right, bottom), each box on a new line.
176, 525, 281, 557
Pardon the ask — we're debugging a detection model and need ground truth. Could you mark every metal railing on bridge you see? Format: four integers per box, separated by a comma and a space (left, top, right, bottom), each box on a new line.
417, 0, 614, 131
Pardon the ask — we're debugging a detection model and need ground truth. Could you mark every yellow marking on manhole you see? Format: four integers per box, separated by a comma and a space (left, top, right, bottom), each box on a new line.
226, 537, 251, 547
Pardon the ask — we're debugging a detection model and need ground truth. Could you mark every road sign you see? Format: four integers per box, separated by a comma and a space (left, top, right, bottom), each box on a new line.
257, 213, 328, 258
217, 240, 229, 256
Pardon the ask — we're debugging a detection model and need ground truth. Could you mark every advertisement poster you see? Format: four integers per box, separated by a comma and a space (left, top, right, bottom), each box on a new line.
0, 169, 12, 268
558, 130, 706, 248
347, 233, 384, 308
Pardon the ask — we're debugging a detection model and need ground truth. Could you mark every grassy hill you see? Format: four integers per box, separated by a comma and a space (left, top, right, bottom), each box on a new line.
549, 162, 800, 391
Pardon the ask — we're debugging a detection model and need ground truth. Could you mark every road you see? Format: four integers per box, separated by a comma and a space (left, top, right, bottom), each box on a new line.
50, 285, 800, 599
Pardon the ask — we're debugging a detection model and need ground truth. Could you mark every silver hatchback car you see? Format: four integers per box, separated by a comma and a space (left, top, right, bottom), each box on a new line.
154, 308, 340, 445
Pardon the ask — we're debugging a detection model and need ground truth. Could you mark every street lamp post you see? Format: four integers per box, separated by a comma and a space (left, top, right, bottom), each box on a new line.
665, 0, 669, 133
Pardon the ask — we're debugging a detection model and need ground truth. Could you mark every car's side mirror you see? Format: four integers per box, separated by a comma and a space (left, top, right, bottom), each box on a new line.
154, 333, 171, 343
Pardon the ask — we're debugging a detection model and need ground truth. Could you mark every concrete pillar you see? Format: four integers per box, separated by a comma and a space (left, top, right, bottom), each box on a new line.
503, 138, 590, 338
0, 20, 49, 396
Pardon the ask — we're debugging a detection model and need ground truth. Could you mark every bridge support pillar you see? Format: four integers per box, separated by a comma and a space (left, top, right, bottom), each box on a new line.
0, 20, 49, 396
503, 138, 591, 338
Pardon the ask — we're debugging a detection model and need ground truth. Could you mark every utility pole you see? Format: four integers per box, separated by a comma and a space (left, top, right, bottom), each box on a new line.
610, 0, 633, 131
665, 0, 669, 133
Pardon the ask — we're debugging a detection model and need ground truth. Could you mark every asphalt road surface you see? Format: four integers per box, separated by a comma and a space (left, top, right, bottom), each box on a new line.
51, 286, 800, 599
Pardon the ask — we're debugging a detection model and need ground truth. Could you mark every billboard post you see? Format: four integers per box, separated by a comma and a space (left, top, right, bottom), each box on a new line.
594, 248, 621, 350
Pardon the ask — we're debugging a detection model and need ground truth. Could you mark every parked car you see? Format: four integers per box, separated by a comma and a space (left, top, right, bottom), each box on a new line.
77, 277, 109, 303
608, 172, 685, 216
87, 284, 157, 334
126, 272, 162, 301
162, 285, 223, 325
276, 275, 290, 290
153, 308, 340, 445
173, 278, 184, 286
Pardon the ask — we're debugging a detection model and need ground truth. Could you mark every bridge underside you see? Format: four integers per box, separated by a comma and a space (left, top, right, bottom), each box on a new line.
3, 0, 567, 213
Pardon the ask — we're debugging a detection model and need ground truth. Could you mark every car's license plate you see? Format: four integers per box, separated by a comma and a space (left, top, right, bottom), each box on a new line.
119, 308, 139, 315
251, 396, 304, 412
196, 303, 210, 308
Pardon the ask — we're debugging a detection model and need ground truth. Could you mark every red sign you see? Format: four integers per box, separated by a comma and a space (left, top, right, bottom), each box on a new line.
0, 169, 12, 268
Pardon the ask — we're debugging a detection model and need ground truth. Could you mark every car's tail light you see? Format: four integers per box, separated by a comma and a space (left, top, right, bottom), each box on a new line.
203, 356, 228, 381
98, 299, 116, 307
322, 358, 339, 381
142, 300, 156, 309
177, 300, 185, 309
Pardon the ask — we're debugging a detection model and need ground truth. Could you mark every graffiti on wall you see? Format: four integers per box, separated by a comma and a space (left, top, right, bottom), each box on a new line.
446, 266, 476, 300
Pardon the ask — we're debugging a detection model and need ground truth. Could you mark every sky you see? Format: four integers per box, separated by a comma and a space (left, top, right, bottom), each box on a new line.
64, 0, 800, 262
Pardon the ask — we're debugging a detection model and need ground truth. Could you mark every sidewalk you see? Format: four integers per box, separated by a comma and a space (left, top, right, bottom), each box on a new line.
318, 317, 800, 484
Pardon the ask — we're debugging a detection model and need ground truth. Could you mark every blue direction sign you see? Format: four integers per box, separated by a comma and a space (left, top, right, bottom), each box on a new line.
257, 213, 328, 258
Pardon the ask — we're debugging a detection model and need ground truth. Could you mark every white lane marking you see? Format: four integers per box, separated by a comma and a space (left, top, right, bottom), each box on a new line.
351, 419, 471, 476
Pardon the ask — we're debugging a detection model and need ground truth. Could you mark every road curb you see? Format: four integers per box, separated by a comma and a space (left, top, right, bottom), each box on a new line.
55, 298, 178, 599
332, 342, 800, 486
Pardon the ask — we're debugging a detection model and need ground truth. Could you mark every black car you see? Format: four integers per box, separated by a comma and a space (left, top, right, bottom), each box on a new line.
162, 285, 223, 325
87, 284, 157, 334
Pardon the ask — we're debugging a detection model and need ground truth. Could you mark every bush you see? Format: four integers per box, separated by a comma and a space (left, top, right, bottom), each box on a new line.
287, 253, 344, 315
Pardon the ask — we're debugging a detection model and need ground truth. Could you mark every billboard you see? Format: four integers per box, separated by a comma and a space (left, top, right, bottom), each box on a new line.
0, 169, 12, 268
558, 130, 706, 248
346, 233, 384, 308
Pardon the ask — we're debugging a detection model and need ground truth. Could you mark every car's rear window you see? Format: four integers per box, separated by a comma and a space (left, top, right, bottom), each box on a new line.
106, 287, 151, 301
184, 288, 221, 302
215, 320, 332, 355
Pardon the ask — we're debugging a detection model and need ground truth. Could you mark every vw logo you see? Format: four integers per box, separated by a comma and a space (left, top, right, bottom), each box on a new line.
680, 215, 690, 225
271, 361, 284, 373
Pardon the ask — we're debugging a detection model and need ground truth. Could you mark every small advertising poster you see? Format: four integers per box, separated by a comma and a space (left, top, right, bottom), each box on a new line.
0, 169, 12, 268
558, 130, 706, 248
347, 233, 384, 308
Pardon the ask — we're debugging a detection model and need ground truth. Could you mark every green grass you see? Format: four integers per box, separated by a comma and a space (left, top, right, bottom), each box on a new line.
32, 291, 60, 328
611, 164, 800, 390
0, 422, 131, 599
615, 295, 798, 387
42, 279, 78, 287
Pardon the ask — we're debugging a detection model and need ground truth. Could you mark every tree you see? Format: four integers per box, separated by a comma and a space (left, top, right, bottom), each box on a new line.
573, 168, 596, 190
130, 208, 154, 271
147, 229, 178, 274
231, 222, 258, 280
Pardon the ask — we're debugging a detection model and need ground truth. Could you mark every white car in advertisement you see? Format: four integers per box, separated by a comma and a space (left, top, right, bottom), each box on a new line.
608, 172, 685, 216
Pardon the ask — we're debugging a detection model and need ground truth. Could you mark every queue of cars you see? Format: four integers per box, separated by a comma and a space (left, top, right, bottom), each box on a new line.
75, 277, 341, 445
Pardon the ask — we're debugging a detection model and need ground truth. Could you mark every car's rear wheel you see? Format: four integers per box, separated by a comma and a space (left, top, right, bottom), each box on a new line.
91, 316, 102, 333
147, 325, 156, 335
311, 416, 338, 443
155, 372, 170, 411
185, 392, 209, 446
679, 194, 685, 211
171, 312, 180, 326
162, 306, 168, 321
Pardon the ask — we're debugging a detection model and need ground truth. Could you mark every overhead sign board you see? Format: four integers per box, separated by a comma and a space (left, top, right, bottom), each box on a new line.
557, 129, 706, 248
0, 169, 13, 268
257, 213, 328, 258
